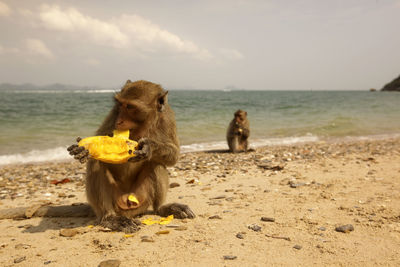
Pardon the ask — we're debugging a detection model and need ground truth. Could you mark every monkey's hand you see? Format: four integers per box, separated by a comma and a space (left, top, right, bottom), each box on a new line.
128, 138, 152, 162
67, 137, 90, 163
234, 127, 243, 136
158, 203, 196, 219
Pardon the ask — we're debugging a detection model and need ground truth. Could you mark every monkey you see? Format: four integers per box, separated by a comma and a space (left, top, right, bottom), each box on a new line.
68, 80, 195, 233
226, 109, 250, 153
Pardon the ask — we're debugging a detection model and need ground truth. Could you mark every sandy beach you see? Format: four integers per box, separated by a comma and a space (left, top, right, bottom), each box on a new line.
0, 137, 399, 266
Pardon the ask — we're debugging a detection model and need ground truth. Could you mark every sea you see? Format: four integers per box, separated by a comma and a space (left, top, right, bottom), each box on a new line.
0, 88, 399, 165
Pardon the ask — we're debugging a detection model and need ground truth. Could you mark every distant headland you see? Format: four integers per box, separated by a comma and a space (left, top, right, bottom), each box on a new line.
381, 74, 400, 92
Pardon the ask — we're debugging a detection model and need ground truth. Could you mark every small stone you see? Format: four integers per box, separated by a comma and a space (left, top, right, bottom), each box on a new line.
98, 259, 121, 267
209, 195, 226, 200
44, 261, 52, 265
248, 224, 262, 232
169, 182, 180, 188
236, 233, 244, 239
15, 243, 30, 249
140, 236, 154, 242
14, 256, 26, 264
335, 224, 354, 233
208, 215, 222, 220
289, 182, 305, 188
165, 224, 180, 228
261, 217, 275, 222
318, 227, 326, 231
174, 226, 188, 231
59, 228, 78, 237
293, 244, 302, 250
223, 255, 237, 260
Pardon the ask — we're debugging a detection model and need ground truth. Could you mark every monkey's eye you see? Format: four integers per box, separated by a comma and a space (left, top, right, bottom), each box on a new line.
126, 104, 135, 109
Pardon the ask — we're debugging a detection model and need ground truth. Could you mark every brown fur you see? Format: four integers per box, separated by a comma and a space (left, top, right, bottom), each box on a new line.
83, 80, 194, 232
226, 109, 250, 153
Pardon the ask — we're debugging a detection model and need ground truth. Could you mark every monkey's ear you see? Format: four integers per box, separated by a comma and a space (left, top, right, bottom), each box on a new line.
157, 91, 168, 112
122, 80, 132, 90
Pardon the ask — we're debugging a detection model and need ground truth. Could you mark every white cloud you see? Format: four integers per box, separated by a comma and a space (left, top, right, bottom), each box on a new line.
117, 15, 213, 61
26, 38, 54, 59
220, 48, 244, 60
36, 5, 213, 60
0, 1, 11, 17
39, 5, 129, 49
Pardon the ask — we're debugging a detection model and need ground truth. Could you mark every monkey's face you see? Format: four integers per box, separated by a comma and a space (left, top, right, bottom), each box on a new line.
234, 112, 246, 125
114, 95, 151, 131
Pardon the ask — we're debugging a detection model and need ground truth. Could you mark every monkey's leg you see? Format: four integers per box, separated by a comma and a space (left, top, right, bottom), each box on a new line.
125, 165, 195, 219
231, 136, 240, 153
85, 160, 116, 219
86, 161, 140, 233
155, 165, 195, 219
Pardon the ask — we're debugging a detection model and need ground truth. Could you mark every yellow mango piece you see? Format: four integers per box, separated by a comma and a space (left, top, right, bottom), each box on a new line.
78, 130, 138, 164
141, 215, 174, 225
128, 194, 139, 205
159, 215, 174, 225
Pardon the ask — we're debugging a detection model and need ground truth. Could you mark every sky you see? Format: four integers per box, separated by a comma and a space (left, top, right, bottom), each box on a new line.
0, 0, 399, 90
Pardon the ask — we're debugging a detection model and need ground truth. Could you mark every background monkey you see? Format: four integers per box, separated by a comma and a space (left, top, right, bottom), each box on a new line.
226, 109, 250, 153
69, 80, 195, 232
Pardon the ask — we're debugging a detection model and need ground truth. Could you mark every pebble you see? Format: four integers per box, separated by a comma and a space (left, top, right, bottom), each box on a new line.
169, 182, 180, 188
289, 182, 306, 188
59, 228, 78, 237
236, 233, 245, 239
223, 255, 237, 260
319, 227, 327, 231
293, 244, 302, 250
335, 224, 354, 233
98, 259, 121, 267
261, 217, 275, 222
140, 236, 155, 242
15, 243, 31, 249
14, 256, 26, 264
208, 215, 222, 220
174, 226, 188, 231
248, 224, 262, 232
209, 195, 226, 200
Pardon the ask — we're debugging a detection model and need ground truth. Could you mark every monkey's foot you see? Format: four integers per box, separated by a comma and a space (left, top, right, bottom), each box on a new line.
158, 203, 195, 219
100, 215, 141, 233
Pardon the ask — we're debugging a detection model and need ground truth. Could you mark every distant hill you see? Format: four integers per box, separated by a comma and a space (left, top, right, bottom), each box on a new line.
0, 83, 105, 91
381, 75, 400, 92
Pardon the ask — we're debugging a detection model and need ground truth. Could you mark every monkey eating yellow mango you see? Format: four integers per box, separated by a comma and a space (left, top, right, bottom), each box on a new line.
78, 130, 138, 164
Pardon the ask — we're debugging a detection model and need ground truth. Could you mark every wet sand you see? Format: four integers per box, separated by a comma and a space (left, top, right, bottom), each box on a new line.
0, 137, 400, 266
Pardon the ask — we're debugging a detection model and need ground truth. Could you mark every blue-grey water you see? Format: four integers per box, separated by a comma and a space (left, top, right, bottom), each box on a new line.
0, 88, 399, 165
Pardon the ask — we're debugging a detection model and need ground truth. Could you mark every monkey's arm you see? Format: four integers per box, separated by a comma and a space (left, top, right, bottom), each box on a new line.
240, 127, 250, 138
129, 138, 179, 166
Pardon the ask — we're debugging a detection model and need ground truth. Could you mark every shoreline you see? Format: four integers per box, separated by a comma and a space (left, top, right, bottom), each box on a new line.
1, 132, 400, 167
0, 137, 399, 265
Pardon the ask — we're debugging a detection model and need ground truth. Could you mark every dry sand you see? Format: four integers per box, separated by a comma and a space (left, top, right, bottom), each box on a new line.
0, 138, 399, 266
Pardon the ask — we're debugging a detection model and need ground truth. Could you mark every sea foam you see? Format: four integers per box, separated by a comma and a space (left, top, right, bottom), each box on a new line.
0, 147, 71, 166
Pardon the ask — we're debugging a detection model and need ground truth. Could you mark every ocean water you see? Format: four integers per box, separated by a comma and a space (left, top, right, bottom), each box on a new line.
0, 88, 399, 165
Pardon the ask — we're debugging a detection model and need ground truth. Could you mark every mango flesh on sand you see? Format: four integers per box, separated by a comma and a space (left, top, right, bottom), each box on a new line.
78, 130, 138, 164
